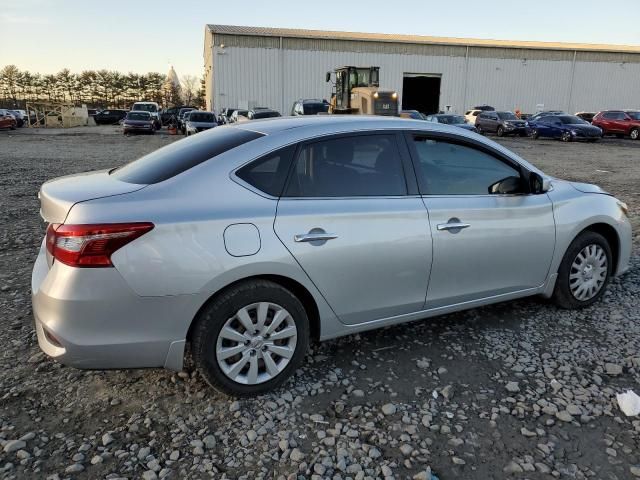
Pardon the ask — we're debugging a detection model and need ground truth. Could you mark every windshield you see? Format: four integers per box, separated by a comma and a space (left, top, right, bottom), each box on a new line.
438, 115, 465, 124
303, 103, 329, 115
252, 111, 281, 119
559, 116, 588, 125
127, 112, 150, 121
348, 68, 378, 87
179, 108, 195, 117
627, 111, 640, 120
189, 112, 215, 123
497, 112, 517, 120
132, 103, 157, 113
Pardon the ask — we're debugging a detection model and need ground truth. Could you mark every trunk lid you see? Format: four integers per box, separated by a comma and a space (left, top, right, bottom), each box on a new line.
39, 169, 146, 223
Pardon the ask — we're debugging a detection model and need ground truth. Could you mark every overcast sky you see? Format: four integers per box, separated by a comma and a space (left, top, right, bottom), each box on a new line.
2, 0, 639, 78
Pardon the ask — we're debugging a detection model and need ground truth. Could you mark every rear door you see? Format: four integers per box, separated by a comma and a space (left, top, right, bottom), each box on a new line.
405, 133, 555, 307
274, 132, 432, 325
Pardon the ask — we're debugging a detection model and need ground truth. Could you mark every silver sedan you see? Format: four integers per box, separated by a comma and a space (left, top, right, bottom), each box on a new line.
32, 116, 632, 396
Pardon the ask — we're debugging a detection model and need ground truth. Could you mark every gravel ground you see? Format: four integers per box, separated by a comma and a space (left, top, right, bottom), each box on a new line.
0, 126, 639, 480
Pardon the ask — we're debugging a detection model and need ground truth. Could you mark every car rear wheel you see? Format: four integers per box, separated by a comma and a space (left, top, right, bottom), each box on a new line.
530, 129, 540, 139
630, 128, 639, 140
191, 280, 309, 396
552, 231, 612, 309
497, 126, 505, 137
476, 124, 483, 135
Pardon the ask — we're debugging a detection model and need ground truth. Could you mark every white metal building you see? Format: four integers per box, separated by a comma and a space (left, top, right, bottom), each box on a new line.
203, 24, 640, 115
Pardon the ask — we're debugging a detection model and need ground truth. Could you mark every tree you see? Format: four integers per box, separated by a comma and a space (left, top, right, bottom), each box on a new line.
0, 65, 21, 106
181, 75, 199, 106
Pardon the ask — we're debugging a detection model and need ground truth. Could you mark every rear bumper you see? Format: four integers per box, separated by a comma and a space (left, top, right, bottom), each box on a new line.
31, 242, 194, 371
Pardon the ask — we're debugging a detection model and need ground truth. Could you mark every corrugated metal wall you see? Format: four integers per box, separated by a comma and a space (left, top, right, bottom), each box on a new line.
209, 33, 640, 115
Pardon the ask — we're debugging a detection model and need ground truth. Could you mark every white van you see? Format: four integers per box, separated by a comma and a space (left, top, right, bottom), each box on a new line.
131, 102, 161, 128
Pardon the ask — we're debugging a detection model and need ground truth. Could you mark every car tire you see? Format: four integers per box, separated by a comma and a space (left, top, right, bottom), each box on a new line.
497, 126, 504, 137
630, 128, 639, 140
551, 231, 612, 309
531, 129, 540, 139
191, 280, 310, 396
476, 124, 483, 135
561, 131, 572, 142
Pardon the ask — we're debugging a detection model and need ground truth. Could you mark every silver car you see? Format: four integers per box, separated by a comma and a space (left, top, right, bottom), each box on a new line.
32, 116, 632, 396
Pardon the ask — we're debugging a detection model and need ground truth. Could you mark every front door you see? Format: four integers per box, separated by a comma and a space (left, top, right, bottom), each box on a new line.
406, 134, 555, 308
274, 133, 432, 325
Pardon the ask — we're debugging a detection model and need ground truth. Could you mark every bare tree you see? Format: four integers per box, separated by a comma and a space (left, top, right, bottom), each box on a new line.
180, 75, 199, 106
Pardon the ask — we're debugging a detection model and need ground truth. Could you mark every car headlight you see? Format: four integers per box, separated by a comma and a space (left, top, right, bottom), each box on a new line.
373, 92, 379, 99
617, 201, 629, 217
391, 92, 398, 100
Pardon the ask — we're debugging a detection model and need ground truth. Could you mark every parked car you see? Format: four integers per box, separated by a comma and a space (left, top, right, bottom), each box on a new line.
131, 102, 161, 129
229, 109, 249, 123
575, 112, 596, 123
94, 109, 127, 125
291, 99, 330, 116
162, 105, 198, 126
219, 108, 237, 124
592, 110, 640, 140
184, 111, 217, 136
399, 110, 426, 120
122, 111, 155, 135
9, 110, 27, 128
248, 108, 281, 120
0, 109, 17, 130
475, 111, 527, 136
464, 109, 482, 125
526, 115, 602, 142
177, 108, 197, 133
424, 114, 477, 132
472, 105, 495, 111
87, 109, 98, 117
32, 116, 631, 396
527, 111, 565, 123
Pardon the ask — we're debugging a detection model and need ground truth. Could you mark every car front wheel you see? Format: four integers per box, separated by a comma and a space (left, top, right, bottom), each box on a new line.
552, 231, 612, 309
630, 128, 639, 140
191, 280, 310, 396
497, 126, 504, 137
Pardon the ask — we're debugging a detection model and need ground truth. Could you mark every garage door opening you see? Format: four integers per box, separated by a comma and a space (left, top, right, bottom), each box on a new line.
402, 74, 441, 115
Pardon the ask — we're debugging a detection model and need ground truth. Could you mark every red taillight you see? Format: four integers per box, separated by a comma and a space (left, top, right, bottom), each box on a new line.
46, 222, 154, 268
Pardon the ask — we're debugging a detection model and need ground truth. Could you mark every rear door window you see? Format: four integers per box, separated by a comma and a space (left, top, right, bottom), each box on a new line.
283, 134, 407, 197
112, 128, 264, 184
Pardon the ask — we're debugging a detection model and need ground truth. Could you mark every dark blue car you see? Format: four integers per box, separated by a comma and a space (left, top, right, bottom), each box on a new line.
526, 115, 602, 142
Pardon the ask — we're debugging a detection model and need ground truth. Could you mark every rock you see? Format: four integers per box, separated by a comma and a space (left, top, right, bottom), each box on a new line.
556, 411, 574, 422
142, 470, 158, 480
382, 403, 397, 415
203, 435, 216, 449
290, 448, 305, 462
91, 455, 103, 465
605, 363, 623, 375
229, 400, 241, 412
400, 444, 414, 456
3, 440, 26, 453
442, 384, 454, 400
521, 427, 536, 437
16, 450, 30, 460
630, 466, 640, 477
19, 432, 35, 442
503, 461, 524, 474
64, 464, 85, 474
246, 430, 257, 442
452, 456, 466, 465
505, 381, 520, 393
169, 450, 180, 461
352, 389, 365, 398
102, 433, 114, 446
369, 447, 381, 459
566, 404, 581, 416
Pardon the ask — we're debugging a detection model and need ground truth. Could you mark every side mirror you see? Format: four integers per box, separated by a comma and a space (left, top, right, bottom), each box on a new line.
529, 172, 551, 194
489, 176, 522, 195
325, 72, 331, 83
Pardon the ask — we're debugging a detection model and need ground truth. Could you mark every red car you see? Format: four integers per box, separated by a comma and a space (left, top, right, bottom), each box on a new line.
592, 110, 640, 140
0, 109, 17, 130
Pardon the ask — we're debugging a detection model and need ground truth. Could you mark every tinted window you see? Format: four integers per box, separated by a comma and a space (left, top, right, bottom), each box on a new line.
284, 135, 406, 197
603, 112, 622, 119
190, 112, 215, 122
251, 111, 281, 119
497, 112, 517, 120
127, 112, 150, 120
303, 103, 329, 115
538, 116, 554, 124
627, 112, 640, 120
559, 116, 587, 125
112, 127, 264, 184
411, 137, 521, 195
132, 103, 157, 113
236, 145, 296, 197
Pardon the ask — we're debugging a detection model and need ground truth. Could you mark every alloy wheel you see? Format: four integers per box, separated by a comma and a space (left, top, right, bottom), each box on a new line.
215, 302, 298, 385
569, 244, 608, 301
631, 129, 639, 140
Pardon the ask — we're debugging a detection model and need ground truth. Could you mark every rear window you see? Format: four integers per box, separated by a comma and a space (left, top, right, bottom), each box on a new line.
303, 103, 329, 115
189, 112, 215, 122
252, 111, 281, 119
111, 127, 264, 184
127, 112, 150, 120
132, 103, 157, 113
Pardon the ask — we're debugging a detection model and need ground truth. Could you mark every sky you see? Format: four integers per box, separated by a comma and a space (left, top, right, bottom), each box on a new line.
2, 0, 639, 79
